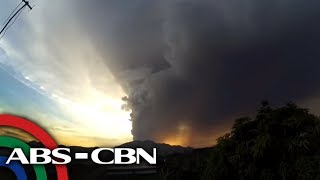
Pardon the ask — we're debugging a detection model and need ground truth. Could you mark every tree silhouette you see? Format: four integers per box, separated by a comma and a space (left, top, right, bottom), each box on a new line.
202, 102, 320, 180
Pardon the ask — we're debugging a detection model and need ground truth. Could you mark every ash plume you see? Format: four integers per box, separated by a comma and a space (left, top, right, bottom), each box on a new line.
71, 0, 320, 147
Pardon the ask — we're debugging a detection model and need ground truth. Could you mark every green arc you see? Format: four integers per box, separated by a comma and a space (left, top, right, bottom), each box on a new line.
0, 136, 47, 180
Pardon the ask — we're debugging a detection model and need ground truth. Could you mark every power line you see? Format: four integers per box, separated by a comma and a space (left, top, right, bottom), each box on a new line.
0, 0, 34, 39
3, 1, 23, 26
0, 6, 25, 41
0, 5, 26, 35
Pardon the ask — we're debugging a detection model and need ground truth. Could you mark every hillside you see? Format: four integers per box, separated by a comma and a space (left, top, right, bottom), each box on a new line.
117, 140, 193, 157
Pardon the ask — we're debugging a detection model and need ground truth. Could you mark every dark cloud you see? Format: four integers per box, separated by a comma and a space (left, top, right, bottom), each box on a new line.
72, 0, 320, 146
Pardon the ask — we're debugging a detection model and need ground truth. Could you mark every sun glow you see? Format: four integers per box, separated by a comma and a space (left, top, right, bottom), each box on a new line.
163, 123, 190, 146
0, 12, 133, 146
50, 87, 133, 146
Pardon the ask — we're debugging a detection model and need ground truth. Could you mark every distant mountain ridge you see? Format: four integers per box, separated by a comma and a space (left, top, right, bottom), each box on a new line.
117, 140, 193, 157
27, 140, 194, 157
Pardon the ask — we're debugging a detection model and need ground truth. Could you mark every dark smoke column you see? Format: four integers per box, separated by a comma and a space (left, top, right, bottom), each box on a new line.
75, 0, 320, 147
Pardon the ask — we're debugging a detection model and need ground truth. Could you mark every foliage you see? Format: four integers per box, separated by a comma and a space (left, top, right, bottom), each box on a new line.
202, 102, 320, 180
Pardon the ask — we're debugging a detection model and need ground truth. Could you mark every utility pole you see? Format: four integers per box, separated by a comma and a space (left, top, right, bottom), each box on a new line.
0, 0, 34, 36
22, 0, 33, 10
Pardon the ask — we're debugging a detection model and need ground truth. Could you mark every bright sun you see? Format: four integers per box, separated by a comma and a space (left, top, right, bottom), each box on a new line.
50, 87, 133, 146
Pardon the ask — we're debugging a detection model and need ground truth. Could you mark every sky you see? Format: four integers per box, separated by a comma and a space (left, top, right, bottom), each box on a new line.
0, 0, 132, 147
1, 0, 320, 148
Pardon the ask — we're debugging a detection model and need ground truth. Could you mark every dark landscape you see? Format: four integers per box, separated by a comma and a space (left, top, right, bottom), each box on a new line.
1, 102, 317, 180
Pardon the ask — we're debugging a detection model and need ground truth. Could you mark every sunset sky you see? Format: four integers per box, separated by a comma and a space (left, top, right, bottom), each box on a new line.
0, 0, 132, 147
0, 0, 320, 148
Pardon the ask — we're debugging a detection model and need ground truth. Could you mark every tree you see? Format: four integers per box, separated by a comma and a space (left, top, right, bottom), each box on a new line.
202, 102, 320, 180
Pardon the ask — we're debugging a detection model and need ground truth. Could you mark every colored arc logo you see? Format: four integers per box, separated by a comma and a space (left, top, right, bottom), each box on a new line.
0, 136, 46, 179
0, 114, 69, 180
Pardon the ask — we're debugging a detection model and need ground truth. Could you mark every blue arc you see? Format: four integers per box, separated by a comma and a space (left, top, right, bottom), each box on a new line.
0, 156, 27, 180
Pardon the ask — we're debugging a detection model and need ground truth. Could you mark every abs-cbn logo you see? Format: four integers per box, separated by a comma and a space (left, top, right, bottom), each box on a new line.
7, 147, 157, 165
0, 115, 156, 180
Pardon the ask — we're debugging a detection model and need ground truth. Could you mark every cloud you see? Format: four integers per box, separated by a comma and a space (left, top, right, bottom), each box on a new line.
70, 0, 320, 147
0, 127, 35, 142
0, 0, 132, 146
2, 0, 320, 147
0, 47, 6, 57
